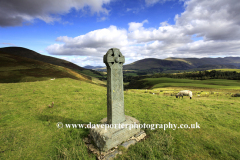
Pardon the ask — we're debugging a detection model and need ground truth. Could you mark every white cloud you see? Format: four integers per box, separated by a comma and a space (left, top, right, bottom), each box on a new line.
177, 40, 240, 55
145, 0, 175, 6
175, 0, 240, 41
0, 0, 112, 27
46, 25, 129, 57
47, 0, 240, 66
128, 22, 191, 44
128, 20, 148, 32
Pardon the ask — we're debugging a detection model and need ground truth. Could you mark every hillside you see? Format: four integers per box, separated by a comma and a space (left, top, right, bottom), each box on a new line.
84, 65, 104, 70
123, 58, 193, 70
0, 47, 104, 80
0, 78, 239, 159
121, 57, 240, 73
181, 57, 240, 68
0, 52, 92, 83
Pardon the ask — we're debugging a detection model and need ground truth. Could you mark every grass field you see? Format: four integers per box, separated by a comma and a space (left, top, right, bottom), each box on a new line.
207, 69, 240, 73
128, 77, 240, 90
1, 78, 240, 159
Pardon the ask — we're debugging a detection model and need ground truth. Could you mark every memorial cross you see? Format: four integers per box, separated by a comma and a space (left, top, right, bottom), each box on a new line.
103, 48, 125, 124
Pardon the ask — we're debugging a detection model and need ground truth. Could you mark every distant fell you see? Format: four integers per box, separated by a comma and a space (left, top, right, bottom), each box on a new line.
123, 57, 240, 71
0, 47, 86, 71
123, 58, 193, 70
0, 52, 91, 83
84, 65, 105, 70
0, 47, 105, 80
176, 57, 240, 68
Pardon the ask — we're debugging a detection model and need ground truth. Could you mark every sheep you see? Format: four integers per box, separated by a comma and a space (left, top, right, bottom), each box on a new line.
176, 90, 192, 99
50, 78, 55, 80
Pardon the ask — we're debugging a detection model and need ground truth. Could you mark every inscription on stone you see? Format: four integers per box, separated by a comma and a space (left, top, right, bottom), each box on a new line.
103, 48, 125, 124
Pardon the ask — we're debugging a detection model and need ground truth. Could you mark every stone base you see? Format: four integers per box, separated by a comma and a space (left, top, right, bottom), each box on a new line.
90, 115, 141, 151
85, 130, 146, 160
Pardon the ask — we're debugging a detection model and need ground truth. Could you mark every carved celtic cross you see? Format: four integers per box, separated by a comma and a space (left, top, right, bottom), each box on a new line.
103, 48, 125, 124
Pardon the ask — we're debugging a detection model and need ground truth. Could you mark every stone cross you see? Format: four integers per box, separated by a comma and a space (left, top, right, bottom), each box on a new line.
90, 48, 142, 152
103, 48, 125, 124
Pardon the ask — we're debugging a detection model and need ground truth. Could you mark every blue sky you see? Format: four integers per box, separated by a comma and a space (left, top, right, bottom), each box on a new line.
1, 0, 240, 67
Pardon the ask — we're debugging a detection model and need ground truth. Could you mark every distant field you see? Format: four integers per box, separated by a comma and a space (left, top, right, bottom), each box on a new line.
129, 77, 240, 90
207, 68, 240, 73
0, 78, 240, 159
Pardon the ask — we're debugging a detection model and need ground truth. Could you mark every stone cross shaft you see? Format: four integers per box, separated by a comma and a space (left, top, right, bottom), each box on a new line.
103, 48, 125, 124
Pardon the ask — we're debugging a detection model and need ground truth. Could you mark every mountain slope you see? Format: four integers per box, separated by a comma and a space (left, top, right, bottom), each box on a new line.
167, 57, 240, 68
0, 47, 104, 80
84, 65, 104, 70
0, 52, 91, 83
123, 57, 240, 71
123, 58, 194, 70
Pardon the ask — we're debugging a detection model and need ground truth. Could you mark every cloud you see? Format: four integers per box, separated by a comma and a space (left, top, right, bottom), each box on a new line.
46, 25, 129, 57
128, 21, 191, 44
175, 0, 240, 41
0, 0, 112, 27
128, 20, 148, 32
145, 0, 175, 6
0, 42, 16, 46
47, 0, 240, 66
97, 16, 107, 22
177, 40, 240, 55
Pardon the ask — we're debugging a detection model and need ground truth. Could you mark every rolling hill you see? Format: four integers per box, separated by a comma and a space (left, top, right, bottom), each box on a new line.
123, 58, 193, 70
2, 46, 240, 81
84, 65, 104, 70
122, 57, 240, 71
91, 57, 240, 73
0, 47, 85, 70
0, 47, 108, 82
0, 51, 92, 83
0, 47, 105, 79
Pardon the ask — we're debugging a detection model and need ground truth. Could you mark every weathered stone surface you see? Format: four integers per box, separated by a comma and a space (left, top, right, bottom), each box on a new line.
89, 48, 143, 153
85, 130, 147, 160
134, 130, 145, 138
121, 139, 137, 149
90, 115, 140, 151
103, 48, 125, 124
104, 149, 122, 160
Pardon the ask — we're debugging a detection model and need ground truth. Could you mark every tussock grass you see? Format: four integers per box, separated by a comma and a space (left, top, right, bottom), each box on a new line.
0, 78, 240, 159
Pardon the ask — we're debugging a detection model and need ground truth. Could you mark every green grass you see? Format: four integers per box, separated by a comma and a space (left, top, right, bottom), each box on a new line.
124, 72, 139, 77
1, 78, 240, 159
129, 77, 240, 90
77, 69, 105, 79
0, 79, 103, 159
207, 69, 240, 73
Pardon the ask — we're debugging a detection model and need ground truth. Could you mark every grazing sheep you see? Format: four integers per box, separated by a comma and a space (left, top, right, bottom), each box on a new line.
50, 78, 55, 80
176, 90, 192, 99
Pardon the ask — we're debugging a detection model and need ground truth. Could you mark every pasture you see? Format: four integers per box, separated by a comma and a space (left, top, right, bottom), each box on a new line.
207, 69, 240, 73
0, 78, 240, 159
129, 77, 240, 90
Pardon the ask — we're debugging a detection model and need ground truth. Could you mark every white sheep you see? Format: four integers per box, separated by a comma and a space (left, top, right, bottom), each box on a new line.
50, 78, 55, 80
176, 90, 192, 99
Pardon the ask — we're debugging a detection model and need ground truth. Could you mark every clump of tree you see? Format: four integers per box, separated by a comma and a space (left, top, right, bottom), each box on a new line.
124, 70, 240, 84
231, 93, 240, 97
151, 70, 240, 80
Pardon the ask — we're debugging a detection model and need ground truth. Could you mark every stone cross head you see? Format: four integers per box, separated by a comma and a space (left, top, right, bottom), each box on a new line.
104, 48, 125, 67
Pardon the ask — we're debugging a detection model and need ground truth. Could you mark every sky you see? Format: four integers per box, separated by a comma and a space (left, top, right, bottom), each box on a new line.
1, 0, 240, 67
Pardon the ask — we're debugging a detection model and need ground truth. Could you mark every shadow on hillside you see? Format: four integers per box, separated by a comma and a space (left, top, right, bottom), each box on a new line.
37, 114, 90, 137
